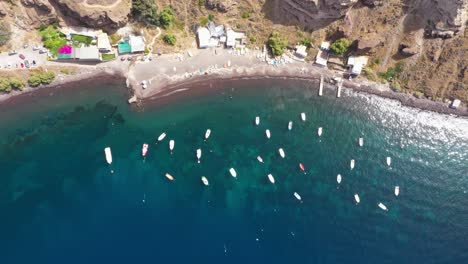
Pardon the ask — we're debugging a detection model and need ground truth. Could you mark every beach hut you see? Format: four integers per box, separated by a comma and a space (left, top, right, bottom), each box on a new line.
315, 49, 329, 67
321, 41, 331, 51
73, 46, 101, 61
347, 56, 369, 77
197, 27, 212, 49
97, 33, 112, 52
129, 35, 145, 53
294, 45, 308, 59
226, 28, 246, 48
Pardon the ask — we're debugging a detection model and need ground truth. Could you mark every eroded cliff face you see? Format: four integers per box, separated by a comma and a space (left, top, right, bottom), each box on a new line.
50, 0, 131, 30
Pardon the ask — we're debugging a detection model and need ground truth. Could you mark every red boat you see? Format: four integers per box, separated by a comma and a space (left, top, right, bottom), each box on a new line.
299, 163, 305, 171
142, 143, 149, 157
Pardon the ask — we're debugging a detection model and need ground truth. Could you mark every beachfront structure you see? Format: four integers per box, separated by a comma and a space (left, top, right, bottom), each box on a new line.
226, 28, 246, 48
315, 49, 329, 67
347, 56, 369, 77
97, 33, 112, 52
117, 35, 146, 54
450, 99, 461, 109
321, 41, 331, 51
294, 45, 308, 59
57, 45, 101, 61
197, 21, 226, 49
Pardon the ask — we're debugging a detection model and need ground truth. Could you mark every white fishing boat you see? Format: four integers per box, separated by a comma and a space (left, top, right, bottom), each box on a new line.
165, 173, 175, 181
201, 176, 209, 186
158, 132, 166, 142
318, 127, 323, 137
104, 147, 112, 164
350, 159, 355, 170
205, 129, 211, 140
337, 174, 342, 184
229, 168, 237, 178
257, 156, 264, 163
354, 194, 360, 204
395, 186, 400, 197
267, 174, 275, 184
196, 148, 202, 163
358, 137, 364, 147
255, 116, 260, 126
301, 112, 306, 121
265, 129, 271, 139
169, 140, 175, 154
142, 143, 149, 157
386, 157, 392, 166
378, 202, 388, 211
294, 192, 302, 201
288, 121, 293, 131
278, 148, 285, 158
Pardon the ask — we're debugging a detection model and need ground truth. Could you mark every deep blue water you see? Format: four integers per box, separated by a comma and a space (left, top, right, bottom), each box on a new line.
0, 79, 467, 263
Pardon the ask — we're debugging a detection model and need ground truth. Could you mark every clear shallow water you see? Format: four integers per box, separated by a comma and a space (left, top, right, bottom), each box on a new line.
0, 79, 467, 263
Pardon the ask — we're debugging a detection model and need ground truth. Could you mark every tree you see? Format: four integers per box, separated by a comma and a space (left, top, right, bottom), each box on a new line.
28, 75, 42, 87
132, 0, 160, 26
330, 38, 351, 56
268, 32, 287, 56
159, 8, 175, 28
0, 22, 11, 46
9, 77, 25, 91
163, 34, 176, 46
39, 71, 55, 85
0, 78, 12, 93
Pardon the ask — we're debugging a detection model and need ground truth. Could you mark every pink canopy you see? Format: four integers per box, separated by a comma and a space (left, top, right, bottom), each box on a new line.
58, 45, 72, 54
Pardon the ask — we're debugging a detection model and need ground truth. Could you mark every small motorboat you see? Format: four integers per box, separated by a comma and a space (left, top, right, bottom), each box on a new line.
229, 168, 237, 178
278, 148, 285, 158
386, 157, 392, 167
257, 156, 264, 163
265, 129, 271, 139
288, 121, 293, 131
358, 137, 364, 147
299, 163, 305, 171
255, 116, 260, 126
205, 129, 211, 140
196, 148, 202, 163
378, 202, 388, 211
201, 176, 209, 186
337, 174, 342, 184
294, 192, 302, 201
104, 147, 112, 164
318, 127, 323, 137
267, 173, 275, 184
395, 186, 400, 197
165, 173, 175, 181
158, 132, 166, 142
354, 194, 360, 204
142, 143, 149, 157
301, 112, 306, 121
350, 159, 355, 170
169, 140, 175, 154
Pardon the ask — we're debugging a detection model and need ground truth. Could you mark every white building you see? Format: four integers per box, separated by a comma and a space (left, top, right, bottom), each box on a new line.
197, 27, 214, 48
197, 22, 226, 49
294, 45, 308, 58
129, 35, 145, 53
450, 99, 461, 109
73, 46, 101, 61
321, 41, 331, 51
97, 33, 112, 52
347, 56, 369, 77
315, 50, 329, 67
226, 29, 246, 48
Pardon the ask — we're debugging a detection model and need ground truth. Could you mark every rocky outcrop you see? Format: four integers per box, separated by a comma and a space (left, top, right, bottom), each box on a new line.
205, 0, 237, 12
50, 0, 131, 30
20, 0, 58, 27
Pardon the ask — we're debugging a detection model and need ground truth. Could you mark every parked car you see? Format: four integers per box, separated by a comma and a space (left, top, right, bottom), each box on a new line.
39, 49, 48, 54
32, 60, 36, 66
8, 50, 17, 56
19, 54, 25, 60
7, 62, 12, 68
32, 45, 40, 51
120, 56, 126, 61
23, 44, 28, 49
24, 60, 30, 68
20, 63, 24, 68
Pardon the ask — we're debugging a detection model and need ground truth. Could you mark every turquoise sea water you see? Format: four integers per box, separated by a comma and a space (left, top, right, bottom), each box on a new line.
0, 79, 467, 263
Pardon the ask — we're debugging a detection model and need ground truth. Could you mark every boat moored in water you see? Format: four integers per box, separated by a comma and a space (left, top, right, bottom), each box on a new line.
196, 148, 202, 163
201, 176, 209, 186
255, 116, 260, 125
229, 168, 237, 178
267, 173, 275, 184
158, 132, 166, 142
337, 174, 342, 184
142, 143, 149, 157
378, 202, 388, 211
205, 129, 211, 140
288, 121, 293, 131
294, 192, 302, 201
318, 127, 323, 137
358, 137, 364, 147
395, 186, 400, 196
350, 159, 355, 170
265, 129, 271, 139
386, 157, 392, 166
165, 173, 175, 181
278, 148, 285, 158
301, 112, 306, 121
104, 147, 112, 164
257, 156, 264, 163
169, 140, 175, 154
299, 163, 305, 172
354, 194, 360, 204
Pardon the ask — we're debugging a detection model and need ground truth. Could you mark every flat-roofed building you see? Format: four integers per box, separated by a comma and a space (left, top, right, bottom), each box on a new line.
97, 33, 112, 52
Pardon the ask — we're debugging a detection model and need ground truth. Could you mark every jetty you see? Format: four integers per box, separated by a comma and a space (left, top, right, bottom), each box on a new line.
336, 79, 342, 98
318, 75, 324, 96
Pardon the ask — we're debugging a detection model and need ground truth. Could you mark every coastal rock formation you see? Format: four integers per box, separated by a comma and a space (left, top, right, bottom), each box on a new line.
205, 0, 237, 13
50, 0, 131, 30
0, 3, 7, 17
20, 0, 59, 27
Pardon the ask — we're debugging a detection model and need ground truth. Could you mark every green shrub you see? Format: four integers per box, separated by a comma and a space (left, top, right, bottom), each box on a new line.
9, 77, 25, 91
299, 38, 313, 48
0, 22, 11, 46
27, 75, 42, 87
39, 71, 55, 85
28, 71, 56, 87
379, 62, 405, 81
390, 81, 402, 92
330, 38, 351, 56
71, 34, 93, 46
241, 12, 250, 19
200, 17, 209, 27
0, 78, 12, 93
102, 53, 116, 60
38, 25, 67, 56
163, 34, 176, 46
249, 36, 256, 43
132, 0, 160, 26
159, 8, 175, 29
208, 14, 215, 21
268, 32, 287, 56
414, 91, 424, 98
